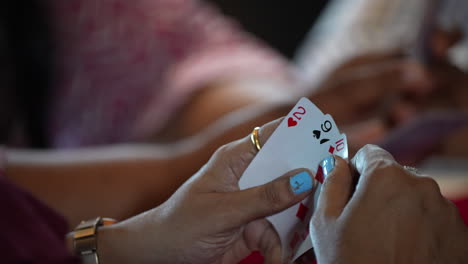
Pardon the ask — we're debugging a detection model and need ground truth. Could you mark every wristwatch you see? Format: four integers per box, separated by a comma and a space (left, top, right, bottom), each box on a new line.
72, 217, 117, 264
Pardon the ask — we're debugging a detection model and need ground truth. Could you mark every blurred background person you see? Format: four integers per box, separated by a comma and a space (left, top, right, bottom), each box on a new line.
5, 0, 432, 227
295, 0, 468, 201
2, 0, 468, 263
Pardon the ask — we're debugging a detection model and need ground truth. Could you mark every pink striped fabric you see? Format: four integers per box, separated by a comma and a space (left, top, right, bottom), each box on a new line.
47, 0, 294, 147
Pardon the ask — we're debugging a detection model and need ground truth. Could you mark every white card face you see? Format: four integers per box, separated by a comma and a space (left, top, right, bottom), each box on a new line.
275, 134, 348, 262
292, 134, 348, 262
239, 97, 324, 189
238, 98, 349, 262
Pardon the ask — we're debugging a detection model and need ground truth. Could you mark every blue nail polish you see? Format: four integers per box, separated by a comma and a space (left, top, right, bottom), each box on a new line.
320, 156, 336, 178
290, 171, 313, 194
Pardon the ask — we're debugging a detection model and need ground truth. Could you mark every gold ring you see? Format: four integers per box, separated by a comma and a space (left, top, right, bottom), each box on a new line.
403, 166, 420, 175
250, 127, 262, 152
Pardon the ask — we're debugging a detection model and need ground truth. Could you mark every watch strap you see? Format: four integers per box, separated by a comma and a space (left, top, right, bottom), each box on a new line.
73, 217, 117, 264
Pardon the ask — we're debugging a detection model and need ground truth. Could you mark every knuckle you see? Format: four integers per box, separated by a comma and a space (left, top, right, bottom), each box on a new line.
361, 144, 378, 152
213, 140, 254, 177
373, 159, 399, 172
360, 144, 385, 156
214, 143, 232, 158
367, 162, 402, 184
364, 163, 416, 199
356, 144, 376, 158
444, 199, 459, 215
310, 215, 324, 232
416, 177, 445, 214
418, 177, 441, 195
445, 200, 464, 222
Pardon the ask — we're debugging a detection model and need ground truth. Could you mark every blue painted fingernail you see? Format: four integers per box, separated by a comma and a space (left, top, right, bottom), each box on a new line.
290, 171, 313, 194
320, 156, 336, 178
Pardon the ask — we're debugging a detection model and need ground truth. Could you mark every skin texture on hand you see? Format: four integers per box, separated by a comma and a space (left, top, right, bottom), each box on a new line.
310, 145, 468, 264
96, 118, 316, 264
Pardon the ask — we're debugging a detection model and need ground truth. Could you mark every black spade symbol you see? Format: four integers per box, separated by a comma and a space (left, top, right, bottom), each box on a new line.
313, 130, 321, 139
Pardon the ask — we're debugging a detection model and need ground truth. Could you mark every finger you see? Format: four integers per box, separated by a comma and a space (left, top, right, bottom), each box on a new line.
351, 145, 396, 174
246, 220, 282, 264
343, 60, 433, 97
222, 219, 282, 264
315, 156, 353, 218
351, 144, 398, 191
225, 168, 315, 226
332, 51, 404, 75
206, 117, 283, 181
339, 60, 423, 103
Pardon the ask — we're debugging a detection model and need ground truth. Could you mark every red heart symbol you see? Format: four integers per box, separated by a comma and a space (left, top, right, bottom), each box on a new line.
288, 117, 298, 127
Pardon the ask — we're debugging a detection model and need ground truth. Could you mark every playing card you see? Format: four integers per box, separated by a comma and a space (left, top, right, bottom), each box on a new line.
291, 133, 348, 262
239, 98, 348, 262
291, 134, 348, 262
239, 97, 324, 189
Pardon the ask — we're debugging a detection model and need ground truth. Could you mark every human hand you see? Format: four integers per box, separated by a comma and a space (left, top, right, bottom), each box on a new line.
415, 61, 468, 114
310, 145, 468, 264
312, 53, 433, 127
96, 118, 316, 264
309, 53, 434, 155
389, 28, 468, 123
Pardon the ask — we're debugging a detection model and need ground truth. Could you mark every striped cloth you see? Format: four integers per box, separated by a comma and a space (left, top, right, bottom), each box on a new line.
46, 0, 295, 147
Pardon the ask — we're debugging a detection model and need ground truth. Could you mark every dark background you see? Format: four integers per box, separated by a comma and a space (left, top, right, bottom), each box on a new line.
207, 0, 330, 58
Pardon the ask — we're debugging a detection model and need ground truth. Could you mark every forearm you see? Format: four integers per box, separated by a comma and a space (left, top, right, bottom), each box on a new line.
154, 78, 301, 141
65, 209, 167, 264
4, 89, 330, 226
154, 77, 335, 148
5, 146, 189, 226
5, 102, 288, 226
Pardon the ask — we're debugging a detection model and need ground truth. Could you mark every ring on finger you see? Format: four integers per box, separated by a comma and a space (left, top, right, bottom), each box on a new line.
250, 127, 262, 152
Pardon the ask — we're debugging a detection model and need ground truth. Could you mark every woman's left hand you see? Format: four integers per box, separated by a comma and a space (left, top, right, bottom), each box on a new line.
312, 53, 433, 127
96, 118, 315, 264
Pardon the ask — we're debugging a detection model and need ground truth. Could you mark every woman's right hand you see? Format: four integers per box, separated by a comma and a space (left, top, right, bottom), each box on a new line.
310, 145, 468, 263
94, 118, 315, 264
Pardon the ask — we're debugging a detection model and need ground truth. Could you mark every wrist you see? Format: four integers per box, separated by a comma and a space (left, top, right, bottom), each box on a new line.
97, 223, 133, 264
97, 212, 168, 264
71, 217, 121, 264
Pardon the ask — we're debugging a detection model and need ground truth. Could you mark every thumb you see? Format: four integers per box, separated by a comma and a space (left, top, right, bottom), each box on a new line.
227, 169, 315, 227
315, 156, 353, 218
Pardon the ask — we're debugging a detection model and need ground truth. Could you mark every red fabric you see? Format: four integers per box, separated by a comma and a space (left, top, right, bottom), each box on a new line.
454, 198, 468, 226
0, 172, 79, 264
239, 251, 263, 264
240, 198, 468, 264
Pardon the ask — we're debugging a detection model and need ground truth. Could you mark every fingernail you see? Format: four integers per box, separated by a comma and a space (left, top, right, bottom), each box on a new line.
320, 156, 336, 178
290, 171, 313, 194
